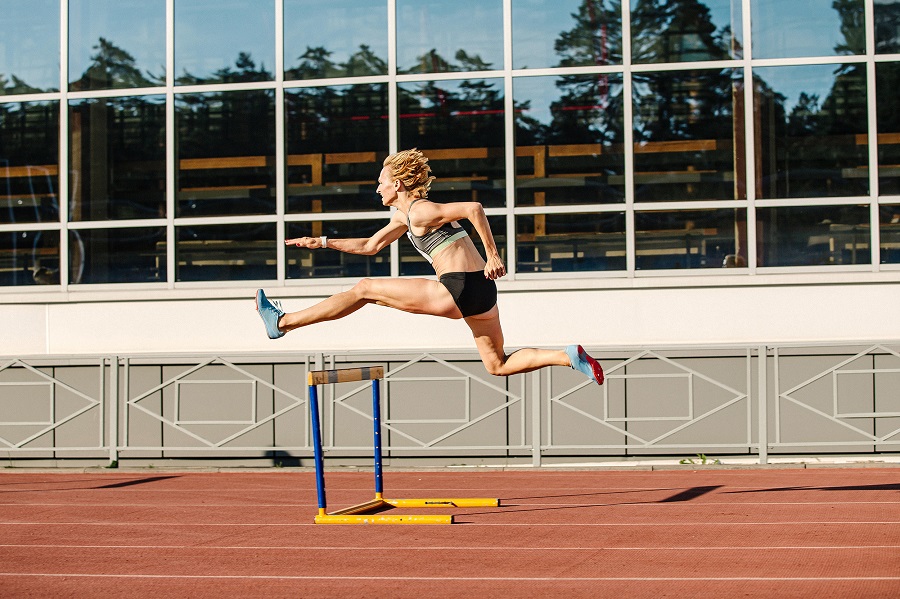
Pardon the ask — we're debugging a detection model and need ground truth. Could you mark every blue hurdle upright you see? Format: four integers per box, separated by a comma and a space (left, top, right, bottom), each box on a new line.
307, 366, 499, 524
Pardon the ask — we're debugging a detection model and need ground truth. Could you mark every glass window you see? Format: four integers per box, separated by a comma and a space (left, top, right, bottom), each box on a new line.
512, 0, 622, 70
401, 215, 506, 276
0, 101, 59, 224
876, 62, 900, 197
69, 95, 166, 221
69, 227, 165, 284
0, 230, 59, 286
176, 223, 276, 282
635, 209, 745, 270
751, 0, 864, 59
514, 74, 625, 206
398, 79, 505, 208
285, 84, 388, 213
68, 0, 165, 91
631, 0, 742, 64
516, 213, 625, 273
174, 0, 275, 84
176, 90, 276, 217
286, 220, 390, 279
396, 0, 503, 74
633, 68, 743, 202
881, 204, 900, 264
875, 0, 900, 54
754, 64, 868, 200
757, 205, 870, 267
0, 0, 59, 94
284, 0, 387, 79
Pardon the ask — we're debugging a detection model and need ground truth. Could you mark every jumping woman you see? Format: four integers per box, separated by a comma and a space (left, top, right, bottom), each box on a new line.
255, 148, 603, 385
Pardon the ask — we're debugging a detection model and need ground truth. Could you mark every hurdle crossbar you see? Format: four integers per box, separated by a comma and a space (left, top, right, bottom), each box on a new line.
307, 366, 498, 525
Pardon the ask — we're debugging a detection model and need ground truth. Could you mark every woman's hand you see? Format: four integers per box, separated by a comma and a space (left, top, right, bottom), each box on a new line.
285, 237, 325, 249
484, 254, 506, 280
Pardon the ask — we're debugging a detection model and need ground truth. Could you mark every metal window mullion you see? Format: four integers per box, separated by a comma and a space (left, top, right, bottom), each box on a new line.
166, 0, 176, 288
865, 0, 880, 272
742, 0, 757, 273
68, 219, 168, 230
622, 0, 635, 276
275, 0, 286, 284
59, 0, 70, 290
387, 0, 400, 278
503, 0, 516, 280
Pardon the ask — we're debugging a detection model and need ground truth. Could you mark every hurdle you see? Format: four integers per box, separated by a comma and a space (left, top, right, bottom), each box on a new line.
307, 366, 499, 524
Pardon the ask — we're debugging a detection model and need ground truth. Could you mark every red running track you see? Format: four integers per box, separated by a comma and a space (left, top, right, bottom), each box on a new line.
1, 467, 898, 598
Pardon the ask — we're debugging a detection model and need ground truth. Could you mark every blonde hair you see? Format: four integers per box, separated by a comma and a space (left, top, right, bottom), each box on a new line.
383, 148, 436, 199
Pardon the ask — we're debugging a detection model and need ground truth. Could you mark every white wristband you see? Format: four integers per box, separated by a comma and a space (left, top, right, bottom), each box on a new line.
320, 236, 327, 248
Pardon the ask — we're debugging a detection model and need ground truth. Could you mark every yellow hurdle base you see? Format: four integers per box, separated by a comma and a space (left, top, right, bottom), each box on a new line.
314, 496, 499, 525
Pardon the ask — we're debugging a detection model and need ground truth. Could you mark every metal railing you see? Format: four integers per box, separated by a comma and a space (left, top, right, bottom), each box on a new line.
2, 343, 899, 466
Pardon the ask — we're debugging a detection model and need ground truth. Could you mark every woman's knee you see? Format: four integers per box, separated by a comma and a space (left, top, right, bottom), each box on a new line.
351, 277, 376, 298
481, 354, 508, 377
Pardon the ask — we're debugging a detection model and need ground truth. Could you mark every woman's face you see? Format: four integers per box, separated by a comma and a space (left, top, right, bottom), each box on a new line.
376, 166, 399, 206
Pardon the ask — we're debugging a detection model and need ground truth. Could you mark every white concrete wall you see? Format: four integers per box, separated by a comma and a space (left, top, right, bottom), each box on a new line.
4, 273, 899, 356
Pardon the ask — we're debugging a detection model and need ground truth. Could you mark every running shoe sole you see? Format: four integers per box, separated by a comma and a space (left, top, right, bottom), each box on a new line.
256, 289, 285, 339
566, 344, 604, 385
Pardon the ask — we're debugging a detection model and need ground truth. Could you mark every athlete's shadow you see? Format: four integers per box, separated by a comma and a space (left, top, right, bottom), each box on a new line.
459, 485, 723, 519
723, 482, 900, 494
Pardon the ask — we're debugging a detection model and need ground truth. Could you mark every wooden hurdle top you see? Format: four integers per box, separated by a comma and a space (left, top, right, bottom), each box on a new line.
307, 366, 384, 386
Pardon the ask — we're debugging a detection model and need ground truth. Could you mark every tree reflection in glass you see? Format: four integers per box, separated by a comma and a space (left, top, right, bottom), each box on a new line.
754, 64, 868, 199
397, 0, 503, 74
68, 0, 165, 91
0, 0, 59, 95
175, 0, 274, 84
69, 96, 166, 221
512, 0, 622, 69
285, 84, 389, 213
176, 90, 276, 217
0, 101, 59, 225
876, 62, 900, 196
284, 0, 388, 79
751, 0, 864, 59
633, 69, 743, 202
514, 74, 625, 206
875, 0, 900, 54
398, 78, 506, 208
631, 0, 742, 63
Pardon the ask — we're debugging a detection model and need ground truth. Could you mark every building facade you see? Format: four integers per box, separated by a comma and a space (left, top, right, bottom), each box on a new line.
1, 1, 899, 464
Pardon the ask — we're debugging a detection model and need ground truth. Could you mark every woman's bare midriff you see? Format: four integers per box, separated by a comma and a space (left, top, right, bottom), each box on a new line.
429, 236, 487, 278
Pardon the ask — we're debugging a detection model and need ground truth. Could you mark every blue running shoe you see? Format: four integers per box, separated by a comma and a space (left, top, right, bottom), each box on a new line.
256, 289, 285, 339
565, 344, 604, 385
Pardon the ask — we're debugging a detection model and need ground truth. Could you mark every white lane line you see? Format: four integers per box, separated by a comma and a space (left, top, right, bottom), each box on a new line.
1, 573, 898, 582
1, 544, 898, 551
0, 501, 897, 507
1, 521, 898, 527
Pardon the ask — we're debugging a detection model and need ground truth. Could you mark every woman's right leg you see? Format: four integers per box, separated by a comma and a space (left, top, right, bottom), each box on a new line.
276, 277, 462, 333
464, 306, 571, 376
465, 306, 604, 384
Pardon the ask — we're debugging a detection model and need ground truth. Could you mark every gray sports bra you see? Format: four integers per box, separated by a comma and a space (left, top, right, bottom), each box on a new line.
405, 199, 469, 264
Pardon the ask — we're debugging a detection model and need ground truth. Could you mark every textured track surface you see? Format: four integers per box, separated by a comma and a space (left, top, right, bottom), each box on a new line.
1, 468, 898, 598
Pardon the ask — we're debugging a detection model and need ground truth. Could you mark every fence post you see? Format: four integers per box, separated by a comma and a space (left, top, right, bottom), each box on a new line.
109, 356, 119, 464
531, 370, 541, 468
758, 345, 768, 465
